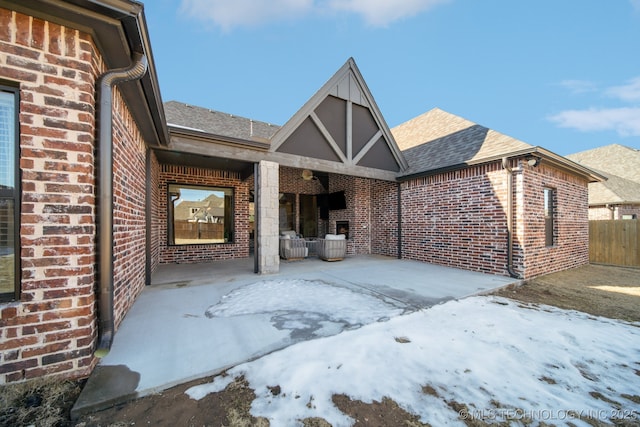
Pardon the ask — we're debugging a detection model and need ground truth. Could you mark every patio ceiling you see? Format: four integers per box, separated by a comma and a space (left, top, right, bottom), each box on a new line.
154, 149, 255, 180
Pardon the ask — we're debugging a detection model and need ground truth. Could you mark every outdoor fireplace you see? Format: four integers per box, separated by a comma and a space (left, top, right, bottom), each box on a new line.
336, 221, 349, 239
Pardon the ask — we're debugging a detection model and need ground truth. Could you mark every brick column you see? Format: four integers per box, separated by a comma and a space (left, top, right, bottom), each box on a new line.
256, 161, 279, 274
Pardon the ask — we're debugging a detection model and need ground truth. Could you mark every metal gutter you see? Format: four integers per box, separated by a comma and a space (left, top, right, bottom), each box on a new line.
397, 182, 402, 259
398, 147, 606, 183
0, 0, 169, 147
502, 157, 523, 280
95, 52, 148, 357
167, 126, 272, 151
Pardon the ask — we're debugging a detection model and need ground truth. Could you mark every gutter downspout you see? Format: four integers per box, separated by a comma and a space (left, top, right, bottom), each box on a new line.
502, 157, 523, 279
95, 53, 148, 358
397, 182, 402, 259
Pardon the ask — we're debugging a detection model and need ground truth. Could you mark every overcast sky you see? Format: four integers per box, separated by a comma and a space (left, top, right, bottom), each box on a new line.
145, 0, 640, 156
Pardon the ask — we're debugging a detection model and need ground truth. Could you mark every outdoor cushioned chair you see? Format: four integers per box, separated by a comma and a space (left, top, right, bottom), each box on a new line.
279, 231, 308, 260
317, 233, 346, 261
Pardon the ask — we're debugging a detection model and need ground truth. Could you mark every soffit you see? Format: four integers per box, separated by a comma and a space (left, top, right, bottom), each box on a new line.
154, 148, 254, 180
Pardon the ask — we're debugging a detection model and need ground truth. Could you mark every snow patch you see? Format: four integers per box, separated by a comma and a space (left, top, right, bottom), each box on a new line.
189, 296, 640, 426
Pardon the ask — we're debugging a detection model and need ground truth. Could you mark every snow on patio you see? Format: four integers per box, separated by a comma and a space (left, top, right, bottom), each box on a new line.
205, 279, 407, 339
190, 290, 640, 426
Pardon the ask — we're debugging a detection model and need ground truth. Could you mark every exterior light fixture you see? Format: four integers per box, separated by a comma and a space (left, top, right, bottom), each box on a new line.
527, 157, 540, 167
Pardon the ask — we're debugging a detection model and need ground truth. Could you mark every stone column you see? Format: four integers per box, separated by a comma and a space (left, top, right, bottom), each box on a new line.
256, 160, 279, 274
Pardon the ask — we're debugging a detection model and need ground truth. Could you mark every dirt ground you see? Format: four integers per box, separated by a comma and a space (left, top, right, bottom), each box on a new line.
2, 263, 639, 427
493, 264, 640, 323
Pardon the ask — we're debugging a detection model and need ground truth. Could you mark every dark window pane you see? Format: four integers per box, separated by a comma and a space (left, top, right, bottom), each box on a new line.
544, 188, 555, 247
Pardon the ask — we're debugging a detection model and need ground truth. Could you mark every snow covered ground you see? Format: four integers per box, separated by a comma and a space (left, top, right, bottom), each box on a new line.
190, 280, 640, 426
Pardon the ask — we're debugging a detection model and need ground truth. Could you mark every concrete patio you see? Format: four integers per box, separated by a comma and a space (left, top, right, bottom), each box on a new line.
72, 255, 518, 418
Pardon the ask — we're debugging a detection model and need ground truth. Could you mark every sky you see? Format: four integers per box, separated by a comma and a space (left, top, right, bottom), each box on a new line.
144, 0, 640, 156
189, 285, 640, 426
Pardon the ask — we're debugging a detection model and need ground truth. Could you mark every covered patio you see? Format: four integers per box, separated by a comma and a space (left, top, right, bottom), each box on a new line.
72, 255, 518, 417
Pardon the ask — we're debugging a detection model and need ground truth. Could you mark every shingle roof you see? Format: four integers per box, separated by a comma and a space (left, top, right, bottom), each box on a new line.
164, 101, 280, 142
566, 144, 640, 204
392, 108, 532, 176
566, 144, 640, 184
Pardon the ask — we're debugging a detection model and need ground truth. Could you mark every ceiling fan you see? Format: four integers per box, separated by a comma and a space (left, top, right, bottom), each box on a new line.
301, 169, 316, 181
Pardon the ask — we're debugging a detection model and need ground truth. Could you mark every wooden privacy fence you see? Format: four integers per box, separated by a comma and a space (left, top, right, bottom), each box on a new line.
174, 221, 224, 240
589, 220, 640, 267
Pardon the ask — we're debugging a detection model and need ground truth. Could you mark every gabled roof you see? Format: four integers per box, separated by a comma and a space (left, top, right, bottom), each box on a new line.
269, 58, 408, 173
567, 144, 640, 205
164, 101, 279, 142
393, 108, 532, 176
392, 108, 603, 182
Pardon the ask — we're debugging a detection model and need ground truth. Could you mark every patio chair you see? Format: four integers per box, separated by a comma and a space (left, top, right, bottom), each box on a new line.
317, 233, 346, 261
279, 231, 308, 260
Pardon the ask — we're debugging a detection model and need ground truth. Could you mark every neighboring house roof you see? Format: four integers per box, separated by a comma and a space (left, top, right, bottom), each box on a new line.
566, 144, 640, 205
566, 144, 640, 183
164, 101, 280, 143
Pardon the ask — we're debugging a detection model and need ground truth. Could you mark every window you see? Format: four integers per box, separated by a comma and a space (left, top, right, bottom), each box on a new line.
168, 184, 234, 245
544, 187, 555, 247
0, 84, 19, 301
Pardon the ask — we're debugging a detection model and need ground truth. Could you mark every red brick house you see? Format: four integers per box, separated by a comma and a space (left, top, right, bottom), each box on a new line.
0, 0, 601, 384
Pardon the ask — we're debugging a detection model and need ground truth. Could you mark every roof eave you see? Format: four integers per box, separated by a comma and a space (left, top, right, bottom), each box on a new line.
2, 0, 169, 146
532, 147, 606, 182
168, 125, 271, 151
397, 147, 607, 182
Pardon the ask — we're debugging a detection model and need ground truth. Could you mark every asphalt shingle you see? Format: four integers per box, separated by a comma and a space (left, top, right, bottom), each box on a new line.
392, 108, 532, 176
164, 101, 280, 142
567, 144, 640, 204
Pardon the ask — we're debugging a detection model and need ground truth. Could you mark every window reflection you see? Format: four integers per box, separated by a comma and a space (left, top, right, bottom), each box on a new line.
169, 184, 234, 245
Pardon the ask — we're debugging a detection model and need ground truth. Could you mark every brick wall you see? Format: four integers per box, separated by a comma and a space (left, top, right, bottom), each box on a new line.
519, 162, 590, 278
617, 205, 640, 219
277, 167, 394, 256
156, 164, 250, 264
400, 162, 510, 275
0, 9, 100, 382
327, 174, 372, 256
149, 151, 160, 273
111, 91, 147, 328
371, 180, 399, 257
400, 159, 590, 279
588, 206, 614, 220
